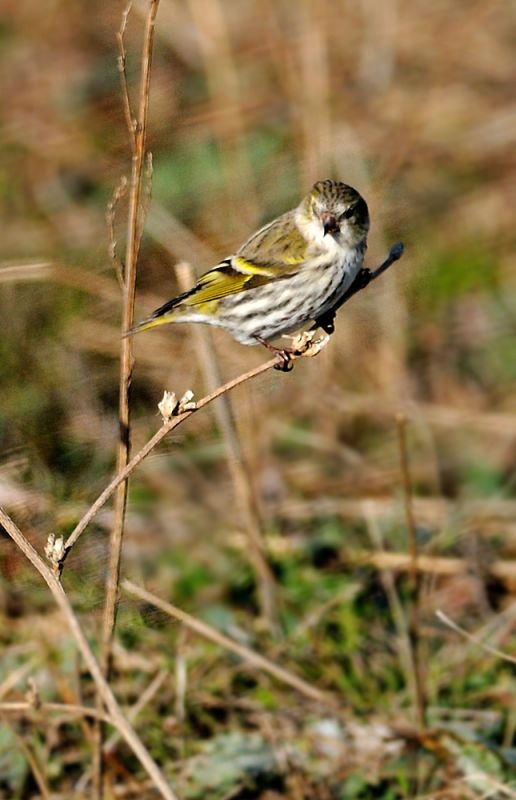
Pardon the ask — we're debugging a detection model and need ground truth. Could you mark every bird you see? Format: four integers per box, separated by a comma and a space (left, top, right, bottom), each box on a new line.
127, 180, 369, 362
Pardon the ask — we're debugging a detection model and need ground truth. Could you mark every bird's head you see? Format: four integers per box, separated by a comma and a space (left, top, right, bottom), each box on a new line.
298, 179, 369, 248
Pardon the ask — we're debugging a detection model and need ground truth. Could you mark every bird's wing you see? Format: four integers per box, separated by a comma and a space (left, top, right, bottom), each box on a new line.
127, 214, 309, 335
164, 212, 309, 310
237, 210, 309, 269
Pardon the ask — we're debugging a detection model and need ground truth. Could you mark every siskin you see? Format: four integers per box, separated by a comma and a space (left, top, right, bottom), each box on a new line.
128, 180, 369, 360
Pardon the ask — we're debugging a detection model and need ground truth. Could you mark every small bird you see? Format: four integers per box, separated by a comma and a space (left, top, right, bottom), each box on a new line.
128, 180, 369, 359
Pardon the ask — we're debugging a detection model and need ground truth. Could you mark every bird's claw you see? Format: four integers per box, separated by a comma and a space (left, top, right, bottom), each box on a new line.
273, 351, 294, 372
312, 312, 335, 335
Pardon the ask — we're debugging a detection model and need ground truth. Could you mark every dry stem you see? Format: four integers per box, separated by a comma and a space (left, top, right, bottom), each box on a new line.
0, 508, 178, 800
436, 610, 516, 666
0, 702, 116, 724
396, 414, 426, 732
123, 579, 336, 707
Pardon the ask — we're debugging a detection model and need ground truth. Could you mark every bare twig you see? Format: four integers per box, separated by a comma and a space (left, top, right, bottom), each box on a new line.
117, 1, 137, 152
175, 262, 279, 633
436, 610, 516, 666
123, 579, 336, 707
63, 356, 278, 558
0, 701, 116, 724
106, 175, 128, 289
0, 508, 178, 800
137, 151, 154, 250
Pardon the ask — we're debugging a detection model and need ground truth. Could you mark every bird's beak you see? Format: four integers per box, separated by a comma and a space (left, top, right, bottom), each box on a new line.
321, 213, 339, 236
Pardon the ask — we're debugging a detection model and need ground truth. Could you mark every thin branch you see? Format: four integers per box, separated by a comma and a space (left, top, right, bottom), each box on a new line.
123, 579, 336, 707
436, 610, 516, 666
117, 1, 137, 152
106, 175, 128, 290
63, 356, 278, 558
106, 0, 159, 661
0, 508, 178, 800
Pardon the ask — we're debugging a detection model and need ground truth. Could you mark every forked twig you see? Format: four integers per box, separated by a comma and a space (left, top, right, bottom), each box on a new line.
63, 355, 278, 558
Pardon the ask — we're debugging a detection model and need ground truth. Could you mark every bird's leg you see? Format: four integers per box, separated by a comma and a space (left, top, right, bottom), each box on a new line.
256, 337, 295, 372
312, 308, 336, 335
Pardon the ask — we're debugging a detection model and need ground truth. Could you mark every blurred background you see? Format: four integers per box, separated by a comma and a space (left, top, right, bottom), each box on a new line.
1, 0, 516, 797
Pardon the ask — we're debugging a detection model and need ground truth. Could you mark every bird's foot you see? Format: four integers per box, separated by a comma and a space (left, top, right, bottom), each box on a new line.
311, 310, 336, 335
256, 338, 295, 371
258, 329, 331, 370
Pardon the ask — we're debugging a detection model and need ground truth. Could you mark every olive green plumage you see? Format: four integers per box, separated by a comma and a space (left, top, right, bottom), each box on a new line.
128, 180, 369, 346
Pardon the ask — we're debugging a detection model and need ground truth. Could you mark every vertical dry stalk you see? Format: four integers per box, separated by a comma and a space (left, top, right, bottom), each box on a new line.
175, 262, 280, 633
364, 507, 422, 720
93, 2, 160, 796
396, 413, 426, 731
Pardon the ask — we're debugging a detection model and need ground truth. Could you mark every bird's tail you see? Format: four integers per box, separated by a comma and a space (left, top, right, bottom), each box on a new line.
123, 309, 180, 338
123, 287, 196, 337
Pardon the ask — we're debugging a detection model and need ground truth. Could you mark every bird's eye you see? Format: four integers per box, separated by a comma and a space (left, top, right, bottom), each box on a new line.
341, 206, 355, 220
